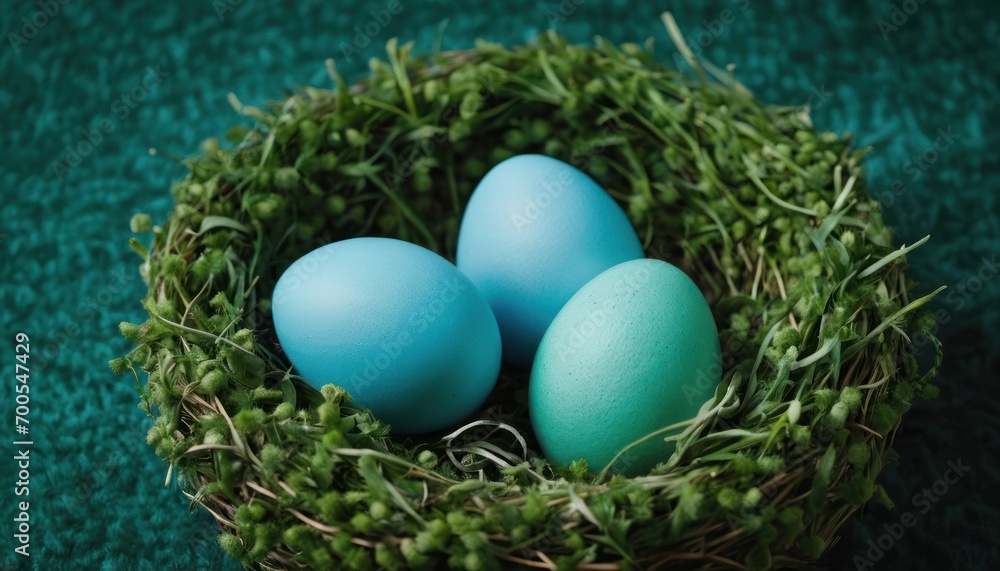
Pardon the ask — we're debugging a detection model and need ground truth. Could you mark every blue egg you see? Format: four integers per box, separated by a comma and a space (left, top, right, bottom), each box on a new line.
456, 154, 644, 367
271, 237, 502, 434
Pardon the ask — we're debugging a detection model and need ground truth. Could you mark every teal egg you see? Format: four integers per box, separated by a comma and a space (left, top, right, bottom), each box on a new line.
528, 258, 722, 476
457, 154, 644, 368
271, 237, 502, 434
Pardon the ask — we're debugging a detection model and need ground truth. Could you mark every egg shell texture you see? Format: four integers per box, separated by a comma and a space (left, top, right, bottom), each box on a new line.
529, 258, 722, 476
456, 154, 644, 367
271, 237, 502, 434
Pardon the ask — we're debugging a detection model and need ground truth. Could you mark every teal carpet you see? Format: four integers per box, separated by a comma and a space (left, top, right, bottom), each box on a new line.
1, 1, 997, 569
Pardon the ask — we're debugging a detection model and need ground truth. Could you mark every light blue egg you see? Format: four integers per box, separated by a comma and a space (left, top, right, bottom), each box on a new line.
456, 154, 644, 367
529, 259, 722, 476
271, 237, 502, 434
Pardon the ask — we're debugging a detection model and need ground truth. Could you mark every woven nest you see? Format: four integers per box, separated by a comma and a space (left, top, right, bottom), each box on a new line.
114, 23, 943, 571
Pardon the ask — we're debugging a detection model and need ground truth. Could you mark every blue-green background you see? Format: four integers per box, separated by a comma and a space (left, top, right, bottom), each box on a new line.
1, 0, 997, 569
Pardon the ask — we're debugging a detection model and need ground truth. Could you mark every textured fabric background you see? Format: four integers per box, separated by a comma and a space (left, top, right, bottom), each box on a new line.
1, 0, 997, 569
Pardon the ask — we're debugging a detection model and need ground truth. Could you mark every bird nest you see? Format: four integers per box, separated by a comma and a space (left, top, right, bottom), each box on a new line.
113, 21, 942, 571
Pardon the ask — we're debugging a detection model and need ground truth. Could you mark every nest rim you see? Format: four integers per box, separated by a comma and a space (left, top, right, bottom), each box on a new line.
115, 23, 942, 571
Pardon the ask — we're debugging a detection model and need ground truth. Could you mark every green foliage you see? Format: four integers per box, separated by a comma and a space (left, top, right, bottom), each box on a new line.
113, 25, 941, 570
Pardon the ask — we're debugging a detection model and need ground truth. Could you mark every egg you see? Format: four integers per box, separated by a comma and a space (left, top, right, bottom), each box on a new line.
457, 154, 644, 367
271, 237, 502, 434
529, 258, 722, 476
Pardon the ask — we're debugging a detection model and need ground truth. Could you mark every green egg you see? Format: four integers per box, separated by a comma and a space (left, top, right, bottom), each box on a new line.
529, 258, 722, 476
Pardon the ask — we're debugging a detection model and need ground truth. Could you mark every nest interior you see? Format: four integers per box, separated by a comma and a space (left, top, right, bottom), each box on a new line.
114, 29, 942, 571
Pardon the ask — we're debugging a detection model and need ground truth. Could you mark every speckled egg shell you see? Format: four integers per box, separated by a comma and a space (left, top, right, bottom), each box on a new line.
529, 258, 722, 476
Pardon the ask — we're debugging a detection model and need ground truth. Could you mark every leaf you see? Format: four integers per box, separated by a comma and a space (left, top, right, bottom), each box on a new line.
199, 215, 252, 236
742, 319, 786, 411
669, 485, 703, 541
746, 544, 771, 571
568, 487, 600, 528
845, 286, 946, 359
301, 178, 325, 196
406, 125, 446, 141
225, 124, 249, 143
835, 478, 874, 504
792, 337, 838, 371
799, 535, 826, 559
447, 479, 485, 495
716, 294, 758, 315
828, 335, 843, 385
538, 48, 570, 97
354, 95, 413, 122
385, 38, 418, 119
873, 483, 895, 509
851, 145, 874, 163
358, 453, 424, 524
222, 345, 264, 389
858, 235, 930, 278
743, 155, 819, 216
807, 444, 837, 517
587, 496, 634, 562
829, 237, 851, 269
129, 237, 148, 259
258, 131, 276, 168
339, 161, 382, 178
358, 453, 391, 500
776, 506, 805, 546
279, 373, 297, 408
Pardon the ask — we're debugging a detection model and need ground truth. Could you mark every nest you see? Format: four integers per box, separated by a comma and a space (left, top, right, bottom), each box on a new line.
113, 20, 943, 571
